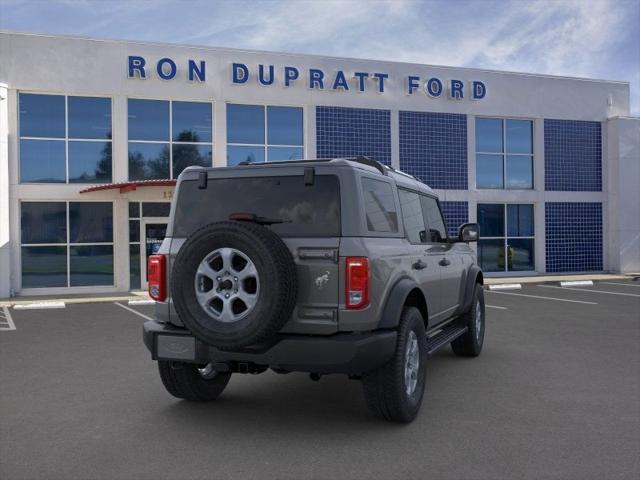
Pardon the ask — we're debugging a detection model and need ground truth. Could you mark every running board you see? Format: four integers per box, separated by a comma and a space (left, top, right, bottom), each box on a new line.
426, 324, 468, 357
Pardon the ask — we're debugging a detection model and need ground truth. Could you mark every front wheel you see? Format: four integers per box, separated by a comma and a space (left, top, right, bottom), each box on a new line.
362, 306, 427, 422
451, 283, 485, 357
158, 361, 231, 401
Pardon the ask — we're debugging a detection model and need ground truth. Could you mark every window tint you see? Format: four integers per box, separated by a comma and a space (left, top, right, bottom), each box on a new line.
477, 204, 505, 237
19, 139, 66, 183
506, 120, 532, 154
420, 196, 447, 242
476, 118, 502, 153
172, 144, 212, 178
506, 155, 533, 189
142, 202, 171, 217
69, 202, 113, 243
476, 153, 503, 189
362, 178, 398, 233
227, 104, 265, 144
128, 142, 170, 180
19, 94, 65, 138
398, 189, 426, 243
227, 145, 265, 165
174, 175, 341, 237
128, 99, 169, 141
267, 106, 303, 145
21, 246, 68, 288
70, 245, 114, 286
129, 202, 140, 218
267, 146, 304, 162
507, 204, 534, 237
172, 101, 212, 143
21, 202, 67, 244
68, 96, 112, 139
68, 141, 112, 183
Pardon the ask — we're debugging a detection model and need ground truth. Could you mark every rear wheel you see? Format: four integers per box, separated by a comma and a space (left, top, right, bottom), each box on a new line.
158, 361, 231, 401
451, 283, 485, 357
362, 307, 427, 422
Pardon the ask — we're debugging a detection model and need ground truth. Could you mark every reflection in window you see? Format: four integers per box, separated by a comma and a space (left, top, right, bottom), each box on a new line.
399, 189, 426, 243
128, 99, 213, 179
68, 141, 112, 183
421, 196, 447, 242
128, 143, 170, 180
476, 118, 533, 189
19, 93, 112, 183
362, 178, 398, 233
477, 203, 534, 272
20, 202, 114, 288
227, 104, 304, 165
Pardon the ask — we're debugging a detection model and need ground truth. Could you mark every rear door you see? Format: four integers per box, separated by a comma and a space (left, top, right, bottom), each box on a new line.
421, 195, 463, 318
397, 188, 442, 321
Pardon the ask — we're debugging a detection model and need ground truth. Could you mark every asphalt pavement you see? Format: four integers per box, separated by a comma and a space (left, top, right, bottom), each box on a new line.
1, 280, 639, 480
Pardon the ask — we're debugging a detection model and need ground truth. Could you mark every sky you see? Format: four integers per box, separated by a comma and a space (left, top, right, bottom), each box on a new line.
1, 0, 639, 114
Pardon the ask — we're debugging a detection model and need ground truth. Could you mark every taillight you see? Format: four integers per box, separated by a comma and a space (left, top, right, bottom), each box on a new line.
148, 255, 166, 302
345, 257, 369, 309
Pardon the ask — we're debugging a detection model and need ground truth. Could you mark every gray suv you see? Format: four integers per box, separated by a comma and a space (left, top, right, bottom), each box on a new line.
143, 156, 485, 422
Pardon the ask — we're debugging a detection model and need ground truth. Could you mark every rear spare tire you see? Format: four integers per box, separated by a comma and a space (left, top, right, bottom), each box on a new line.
171, 221, 297, 349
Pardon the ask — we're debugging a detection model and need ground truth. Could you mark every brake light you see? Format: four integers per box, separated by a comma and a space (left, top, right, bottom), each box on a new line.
148, 255, 166, 302
345, 257, 369, 309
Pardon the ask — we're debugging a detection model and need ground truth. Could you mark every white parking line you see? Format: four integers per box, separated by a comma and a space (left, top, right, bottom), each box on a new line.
600, 282, 640, 288
539, 285, 640, 298
14, 301, 66, 310
128, 299, 155, 306
487, 290, 598, 305
486, 305, 508, 310
0, 306, 16, 331
114, 302, 154, 321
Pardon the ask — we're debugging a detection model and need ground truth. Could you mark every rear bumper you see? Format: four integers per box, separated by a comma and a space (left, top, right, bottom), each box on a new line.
143, 321, 397, 375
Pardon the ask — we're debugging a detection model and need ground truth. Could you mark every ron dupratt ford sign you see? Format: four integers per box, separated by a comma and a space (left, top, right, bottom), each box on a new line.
127, 55, 487, 100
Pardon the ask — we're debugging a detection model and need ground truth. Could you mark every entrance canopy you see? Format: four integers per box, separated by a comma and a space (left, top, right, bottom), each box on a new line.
79, 179, 176, 194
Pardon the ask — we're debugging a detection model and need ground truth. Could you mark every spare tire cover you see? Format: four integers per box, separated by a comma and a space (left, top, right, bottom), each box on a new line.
171, 221, 297, 349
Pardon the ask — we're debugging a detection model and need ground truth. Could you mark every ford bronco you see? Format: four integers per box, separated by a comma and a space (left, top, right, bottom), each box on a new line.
143, 156, 485, 422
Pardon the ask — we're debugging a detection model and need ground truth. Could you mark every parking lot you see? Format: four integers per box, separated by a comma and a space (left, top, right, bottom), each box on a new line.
1, 279, 639, 480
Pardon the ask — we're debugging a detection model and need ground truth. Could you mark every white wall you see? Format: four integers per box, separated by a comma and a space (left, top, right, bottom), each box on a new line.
0, 83, 10, 297
607, 117, 640, 274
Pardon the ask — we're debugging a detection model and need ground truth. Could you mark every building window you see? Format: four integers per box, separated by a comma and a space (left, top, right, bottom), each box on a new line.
20, 202, 114, 288
226, 104, 304, 165
128, 99, 213, 180
19, 93, 112, 184
476, 118, 533, 189
477, 203, 535, 272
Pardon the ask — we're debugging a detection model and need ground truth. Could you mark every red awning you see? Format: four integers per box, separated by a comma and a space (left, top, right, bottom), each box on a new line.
79, 179, 177, 194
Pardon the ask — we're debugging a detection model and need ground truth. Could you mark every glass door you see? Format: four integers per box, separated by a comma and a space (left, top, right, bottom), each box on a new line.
141, 217, 168, 288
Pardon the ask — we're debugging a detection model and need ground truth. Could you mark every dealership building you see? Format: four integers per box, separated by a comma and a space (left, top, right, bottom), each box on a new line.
0, 31, 638, 297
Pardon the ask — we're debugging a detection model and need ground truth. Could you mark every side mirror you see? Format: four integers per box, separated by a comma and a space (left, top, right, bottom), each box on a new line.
458, 223, 479, 242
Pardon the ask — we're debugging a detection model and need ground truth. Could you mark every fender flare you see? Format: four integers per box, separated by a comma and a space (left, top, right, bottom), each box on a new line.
377, 277, 424, 330
458, 265, 483, 314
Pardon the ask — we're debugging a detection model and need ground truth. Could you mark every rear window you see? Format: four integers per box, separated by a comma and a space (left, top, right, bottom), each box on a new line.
361, 177, 398, 233
173, 175, 341, 237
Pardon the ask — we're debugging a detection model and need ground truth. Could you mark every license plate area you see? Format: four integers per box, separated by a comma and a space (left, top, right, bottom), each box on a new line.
156, 334, 196, 361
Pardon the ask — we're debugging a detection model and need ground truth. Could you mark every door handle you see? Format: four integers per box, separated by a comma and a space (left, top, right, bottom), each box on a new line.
439, 257, 451, 267
412, 260, 427, 270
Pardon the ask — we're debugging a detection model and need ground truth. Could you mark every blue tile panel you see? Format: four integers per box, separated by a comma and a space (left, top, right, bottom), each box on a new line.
316, 106, 391, 165
544, 119, 602, 191
440, 201, 469, 237
545, 202, 602, 272
399, 111, 467, 190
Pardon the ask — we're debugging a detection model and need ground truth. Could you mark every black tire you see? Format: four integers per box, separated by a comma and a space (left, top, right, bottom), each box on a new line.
451, 283, 485, 357
158, 361, 231, 401
362, 307, 427, 423
171, 221, 297, 349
